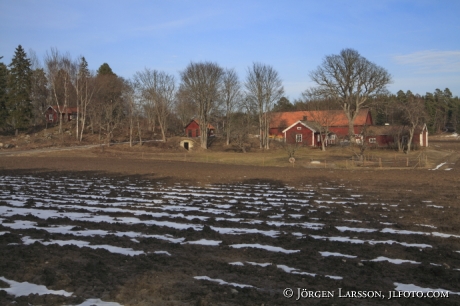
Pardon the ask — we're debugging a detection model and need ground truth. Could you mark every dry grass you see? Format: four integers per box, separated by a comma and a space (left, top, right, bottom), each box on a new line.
2, 124, 459, 171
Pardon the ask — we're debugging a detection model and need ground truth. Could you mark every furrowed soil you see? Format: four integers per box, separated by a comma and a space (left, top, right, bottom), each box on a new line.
0, 140, 459, 306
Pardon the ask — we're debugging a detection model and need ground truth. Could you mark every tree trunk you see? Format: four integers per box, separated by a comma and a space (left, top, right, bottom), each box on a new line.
137, 119, 142, 146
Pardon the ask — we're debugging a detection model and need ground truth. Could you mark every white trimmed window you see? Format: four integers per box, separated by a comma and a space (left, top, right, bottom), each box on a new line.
297, 127, 302, 130
296, 134, 302, 142
369, 138, 376, 143
48, 114, 53, 121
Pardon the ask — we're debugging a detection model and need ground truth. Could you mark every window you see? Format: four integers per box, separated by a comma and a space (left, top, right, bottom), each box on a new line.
297, 127, 302, 130
369, 138, 376, 143
48, 114, 53, 121
296, 134, 302, 142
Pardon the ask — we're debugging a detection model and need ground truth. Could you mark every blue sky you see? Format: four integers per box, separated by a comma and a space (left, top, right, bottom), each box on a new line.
1, 0, 459, 100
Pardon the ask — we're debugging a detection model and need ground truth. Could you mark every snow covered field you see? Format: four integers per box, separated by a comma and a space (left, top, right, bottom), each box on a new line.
1, 172, 459, 305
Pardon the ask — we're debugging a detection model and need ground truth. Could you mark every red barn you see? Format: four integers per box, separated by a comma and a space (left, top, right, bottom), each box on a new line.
45, 106, 78, 123
366, 124, 428, 148
184, 119, 215, 138
270, 109, 372, 139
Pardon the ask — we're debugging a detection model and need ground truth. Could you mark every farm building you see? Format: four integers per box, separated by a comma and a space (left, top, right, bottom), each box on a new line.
184, 119, 215, 138
366, 124, 428, 148
281, 120, 337, 147
45, 106, 79, 124
271, 109, 428, 148
270, 109, 373, 139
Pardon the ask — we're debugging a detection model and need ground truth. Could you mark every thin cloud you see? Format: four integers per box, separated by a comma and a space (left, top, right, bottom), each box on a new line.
393, 50, 460, 73
133, 11, 219, 34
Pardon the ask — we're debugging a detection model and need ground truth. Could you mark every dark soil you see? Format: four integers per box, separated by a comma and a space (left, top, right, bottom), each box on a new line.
0, 144, 459, 306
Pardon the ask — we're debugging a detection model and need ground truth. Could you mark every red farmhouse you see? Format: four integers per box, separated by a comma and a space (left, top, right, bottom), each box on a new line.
270, 109, 373, 139
184, 119, 215, 138
270, 109, 428, 148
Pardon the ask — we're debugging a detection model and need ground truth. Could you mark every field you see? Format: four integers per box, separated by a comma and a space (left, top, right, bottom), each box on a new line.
0, 138, 459, 305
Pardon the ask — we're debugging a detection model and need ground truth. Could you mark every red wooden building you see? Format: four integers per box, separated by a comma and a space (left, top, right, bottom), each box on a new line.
184, 119, 215, 138
270, 109, 373, 139
366, 124, 428, 148
45, 106, 79, 124
271, 109, 428, 148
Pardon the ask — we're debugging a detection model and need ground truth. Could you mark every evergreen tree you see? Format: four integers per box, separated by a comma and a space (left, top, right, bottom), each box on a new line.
30, 68, 48, 126
97, 63, 115, 76
6, 45, 32, 131
0, 59, 8, 129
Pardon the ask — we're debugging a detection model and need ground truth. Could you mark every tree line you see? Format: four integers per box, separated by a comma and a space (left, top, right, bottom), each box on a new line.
1, 46, 458, 150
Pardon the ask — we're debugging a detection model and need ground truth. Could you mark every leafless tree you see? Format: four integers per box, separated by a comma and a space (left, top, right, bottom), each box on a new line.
180, 62, 223, 149
174, 87, 197, 130
399, 94, 426, 153
134, 68, 176, 142
280, 132, 303, 159
245, 63, 284, 149
134, 69, 157, 133
92, 73, 125, 145
228, 111, 252, 153
155, 72, 176, 142
308, 110, 341, 151
309, 48, 391, 141
44, 48, 77, 135
75, 57, 98, 141
123, 80, 142, 147
221, 68, 242, 145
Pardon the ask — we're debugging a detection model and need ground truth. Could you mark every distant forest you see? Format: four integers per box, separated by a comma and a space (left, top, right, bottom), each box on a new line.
1, 45, 459, 148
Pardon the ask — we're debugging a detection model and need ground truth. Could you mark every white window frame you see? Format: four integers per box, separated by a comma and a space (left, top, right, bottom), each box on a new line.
297, 127, 302, 130
296, 134, 302, 143
369, 138, 376, 143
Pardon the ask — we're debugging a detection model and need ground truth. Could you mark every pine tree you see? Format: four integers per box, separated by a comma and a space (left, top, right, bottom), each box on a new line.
6, 45, 32, 131
0, 59, 8, 129
97, 63, 115, 76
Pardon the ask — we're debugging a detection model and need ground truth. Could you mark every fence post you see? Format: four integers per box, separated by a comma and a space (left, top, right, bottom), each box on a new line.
379, 157, 382, 168
406, 157, 409, 167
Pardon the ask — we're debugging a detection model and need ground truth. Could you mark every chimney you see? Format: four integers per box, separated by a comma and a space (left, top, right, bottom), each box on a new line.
303, 115, 307, 121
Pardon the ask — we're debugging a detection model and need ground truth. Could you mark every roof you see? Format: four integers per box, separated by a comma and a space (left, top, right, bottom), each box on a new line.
185, 119, 215, 130
270, 109, 370, 128
48, 105, 79, 114
367, 124, 427, 136
281, 120, 317, 133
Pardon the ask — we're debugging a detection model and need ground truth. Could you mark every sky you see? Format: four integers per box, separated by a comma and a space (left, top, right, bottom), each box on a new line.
1, 0, 459, 100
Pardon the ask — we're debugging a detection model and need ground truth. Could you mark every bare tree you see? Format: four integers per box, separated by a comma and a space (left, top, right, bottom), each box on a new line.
134, 68, 176, 142
123, 80, 141, 147
93, 71, 125, 145
245, 63, 284, 149
75, 57, 98, 141
180, 62, 223, 149
155, 72, 176, 142
309, 49, 391, 141
175, 87, 197, 130
399, 94, 426, 153
308, 110, 341, 151
44, 48, 77, 135
221, 68, 242, 145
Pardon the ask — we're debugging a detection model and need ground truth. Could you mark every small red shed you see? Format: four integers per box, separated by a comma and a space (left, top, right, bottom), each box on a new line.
45, 106, 78, 123
184, 119, 215, 138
